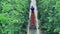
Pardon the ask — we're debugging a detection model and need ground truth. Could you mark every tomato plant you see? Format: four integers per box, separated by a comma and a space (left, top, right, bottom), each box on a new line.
37, 0, 60, 34
0, 0, 30, 34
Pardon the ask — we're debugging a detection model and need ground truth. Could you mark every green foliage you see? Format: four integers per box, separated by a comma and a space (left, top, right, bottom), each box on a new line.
0, 0, 30, 34
37, 0, 60, 34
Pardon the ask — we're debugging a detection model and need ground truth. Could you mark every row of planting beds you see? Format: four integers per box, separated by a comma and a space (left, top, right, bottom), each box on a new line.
0, 0, 30, 34
37, 0, 60, 34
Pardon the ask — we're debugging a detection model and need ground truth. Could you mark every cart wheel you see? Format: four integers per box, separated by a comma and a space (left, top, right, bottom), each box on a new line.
29, 25, 36, 29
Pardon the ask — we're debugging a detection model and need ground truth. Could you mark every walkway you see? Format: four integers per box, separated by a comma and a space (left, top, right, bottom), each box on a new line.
27, 0, 41, 34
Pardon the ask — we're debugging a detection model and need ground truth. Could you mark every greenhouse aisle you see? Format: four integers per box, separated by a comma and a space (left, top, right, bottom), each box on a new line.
27, 0, 41, 34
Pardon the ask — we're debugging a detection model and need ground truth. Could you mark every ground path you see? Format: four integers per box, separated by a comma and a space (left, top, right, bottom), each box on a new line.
27, 0, 41, 34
